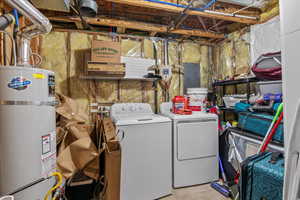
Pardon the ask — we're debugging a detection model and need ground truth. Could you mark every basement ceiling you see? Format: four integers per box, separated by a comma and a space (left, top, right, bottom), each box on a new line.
37, 0, 273, 41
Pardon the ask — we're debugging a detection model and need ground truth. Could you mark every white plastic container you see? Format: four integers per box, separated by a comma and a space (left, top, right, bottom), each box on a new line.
257, 81, 282, 95
223, 94, 247, 108
187, 88, 208, 111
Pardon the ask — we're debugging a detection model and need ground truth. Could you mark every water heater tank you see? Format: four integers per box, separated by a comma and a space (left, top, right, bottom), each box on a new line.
0, 66, 56, 199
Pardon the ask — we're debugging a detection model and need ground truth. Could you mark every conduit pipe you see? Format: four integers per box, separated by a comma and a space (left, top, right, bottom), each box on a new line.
4, 0, 52, 66
144, 0, 257, 20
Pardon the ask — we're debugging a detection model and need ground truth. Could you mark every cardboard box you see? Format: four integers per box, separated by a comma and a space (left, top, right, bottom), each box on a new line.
100, 118, 121, 200
86, 61, 125, 77
91, 40, 121, 63
104, 140, 121, 200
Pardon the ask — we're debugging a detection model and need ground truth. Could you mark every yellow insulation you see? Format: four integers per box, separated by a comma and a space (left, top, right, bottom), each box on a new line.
40, 31, 212, 120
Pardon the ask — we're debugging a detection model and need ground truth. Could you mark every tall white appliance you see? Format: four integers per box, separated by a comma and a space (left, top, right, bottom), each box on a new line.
160, 102, 218, 188
111, 103, 172, 200
0, 0, 55, 199
0, 67, 56, 199
280, 1, 300, 199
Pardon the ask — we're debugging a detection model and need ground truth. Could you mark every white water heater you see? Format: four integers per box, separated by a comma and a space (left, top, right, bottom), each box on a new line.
0, 66, 56, 199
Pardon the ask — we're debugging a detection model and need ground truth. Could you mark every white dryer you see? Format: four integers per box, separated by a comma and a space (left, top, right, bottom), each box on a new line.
160, 102, 219, 188
111, 103, 172, 200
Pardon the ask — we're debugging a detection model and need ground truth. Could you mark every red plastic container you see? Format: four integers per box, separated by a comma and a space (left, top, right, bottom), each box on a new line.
172, 96, 191, 114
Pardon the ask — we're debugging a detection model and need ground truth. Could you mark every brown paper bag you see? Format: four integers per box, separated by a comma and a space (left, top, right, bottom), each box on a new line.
102, 118, 117, 142
103, 140, 121, 200
57, 137, 100, 180
56, 121, 101, 180
56, 93, 89, 122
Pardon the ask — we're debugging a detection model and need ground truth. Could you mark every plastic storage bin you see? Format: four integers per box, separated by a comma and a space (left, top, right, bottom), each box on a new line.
257, 81, 282, 95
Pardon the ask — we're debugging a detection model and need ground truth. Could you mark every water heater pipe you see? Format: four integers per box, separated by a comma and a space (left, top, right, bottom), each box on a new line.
4, 0, 52, 66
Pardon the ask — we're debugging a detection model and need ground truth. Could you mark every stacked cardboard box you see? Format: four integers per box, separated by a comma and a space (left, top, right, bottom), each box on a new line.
86, 40, 125, 77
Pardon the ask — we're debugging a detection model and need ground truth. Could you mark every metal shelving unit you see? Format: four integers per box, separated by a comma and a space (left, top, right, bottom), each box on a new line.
228, 127, 284, 152
79, 75, 160, 113
212, 77, 260, 120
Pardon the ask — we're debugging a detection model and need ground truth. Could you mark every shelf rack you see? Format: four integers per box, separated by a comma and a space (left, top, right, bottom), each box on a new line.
79, 75, 160, 113
228, 127, 284, 152
212, 77, 260, 120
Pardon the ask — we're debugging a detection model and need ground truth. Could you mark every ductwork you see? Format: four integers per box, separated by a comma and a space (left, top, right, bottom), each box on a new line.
0, 14, 14, 30
79, 0, 98, 17
4, 0, 52, 66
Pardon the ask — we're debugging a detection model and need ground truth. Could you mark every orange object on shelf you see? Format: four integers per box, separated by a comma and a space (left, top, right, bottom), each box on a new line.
172, 96, 192, 115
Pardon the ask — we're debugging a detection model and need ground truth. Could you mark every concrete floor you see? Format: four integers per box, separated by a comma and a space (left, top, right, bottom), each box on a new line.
160, 184, 229, 200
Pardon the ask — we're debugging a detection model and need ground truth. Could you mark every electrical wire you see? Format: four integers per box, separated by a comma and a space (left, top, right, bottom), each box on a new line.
146, 0, 216, 11
144, 0, 257, 20
44, 172, 63, 200
12, 9, 19, 27
0, 30, 17, 66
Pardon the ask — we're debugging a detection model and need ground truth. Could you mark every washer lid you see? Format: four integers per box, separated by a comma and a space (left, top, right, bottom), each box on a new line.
113, 114, 171, 126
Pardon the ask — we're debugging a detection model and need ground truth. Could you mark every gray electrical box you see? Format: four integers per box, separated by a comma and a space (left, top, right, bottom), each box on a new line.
183, 63, 201, 93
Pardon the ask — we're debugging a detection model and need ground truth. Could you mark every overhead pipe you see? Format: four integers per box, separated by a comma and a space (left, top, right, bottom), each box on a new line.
4, 0, 52, 66
0, 14, 14, 30
204, 9, 257, 19
79, 0, 98, 17
144, 0, 257, 20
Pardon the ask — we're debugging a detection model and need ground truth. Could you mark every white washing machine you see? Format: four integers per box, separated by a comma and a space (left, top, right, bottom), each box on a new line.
110, 103, 172, 200
160, 102, 219, 188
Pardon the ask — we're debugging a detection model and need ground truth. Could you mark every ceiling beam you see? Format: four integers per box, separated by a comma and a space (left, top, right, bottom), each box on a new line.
149, 32, 157, 37
49, 16, 225, 39
196, 16, 207, 31
117, 27, 126, 33
75, 21, 84, 29
103, 0, 258, 24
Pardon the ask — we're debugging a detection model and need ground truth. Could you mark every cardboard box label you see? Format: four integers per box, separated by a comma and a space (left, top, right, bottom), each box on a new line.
91, 40, 121, 63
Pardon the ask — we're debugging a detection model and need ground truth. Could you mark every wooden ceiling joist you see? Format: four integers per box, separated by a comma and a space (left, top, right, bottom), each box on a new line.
150, 32, 157, 37
103, 0, 258, 24
49, 16, 225, 39
117, 27, 126, 33
197, 16, 208, 31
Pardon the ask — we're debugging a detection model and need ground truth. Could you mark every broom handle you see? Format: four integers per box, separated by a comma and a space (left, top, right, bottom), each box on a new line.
257, 103, 283, 153
219, 157, 227, 183
259, 112, 284, 153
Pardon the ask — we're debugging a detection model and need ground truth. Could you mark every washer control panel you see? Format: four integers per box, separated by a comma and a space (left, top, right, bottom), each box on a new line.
111, 103, 153, 116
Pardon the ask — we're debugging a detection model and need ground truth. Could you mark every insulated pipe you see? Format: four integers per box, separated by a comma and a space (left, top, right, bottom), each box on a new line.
4, 0, 52, 66
0, 14, 14, 30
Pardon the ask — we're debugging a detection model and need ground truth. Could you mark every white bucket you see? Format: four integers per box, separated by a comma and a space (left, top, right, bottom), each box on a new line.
187, 88, 208, 111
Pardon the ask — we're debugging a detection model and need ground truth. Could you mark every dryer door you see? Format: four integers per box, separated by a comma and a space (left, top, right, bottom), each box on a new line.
177, 120, 218, 161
